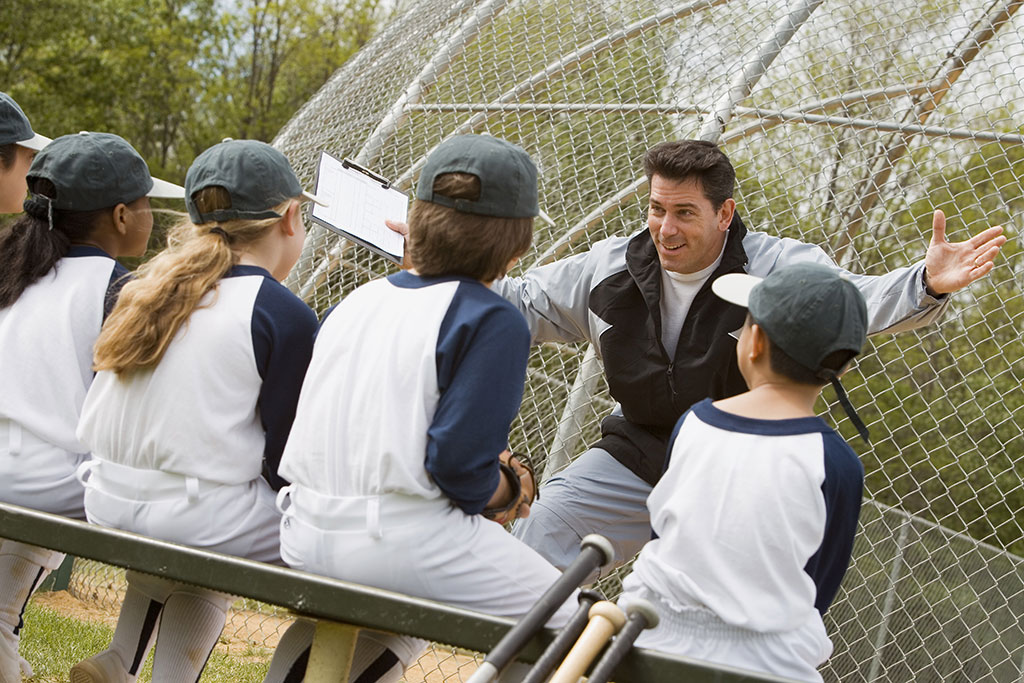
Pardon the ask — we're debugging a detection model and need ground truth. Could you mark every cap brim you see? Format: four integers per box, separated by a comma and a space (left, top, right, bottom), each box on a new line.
302, 190, 327, 207
711, 272, 761, 307
148, 177, 186, 200
17, 133, 51, 152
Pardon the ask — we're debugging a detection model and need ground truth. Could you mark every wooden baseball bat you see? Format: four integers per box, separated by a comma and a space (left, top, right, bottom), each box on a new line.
585, 598, 660, 683
465, 534, 614, 683
547, 601, 626, 683
520, 589, 603, 683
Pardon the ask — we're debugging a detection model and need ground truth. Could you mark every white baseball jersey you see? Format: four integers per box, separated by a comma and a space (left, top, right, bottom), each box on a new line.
630, 398, 864, 633
78, 265, 317, 487
279, 271, 531, 514
0, 245, 128, 454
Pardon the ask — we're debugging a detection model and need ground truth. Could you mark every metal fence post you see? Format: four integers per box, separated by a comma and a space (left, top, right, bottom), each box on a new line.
867, 518, 912, 683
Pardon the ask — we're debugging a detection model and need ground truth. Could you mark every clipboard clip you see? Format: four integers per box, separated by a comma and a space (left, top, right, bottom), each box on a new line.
342, 158, 391, 190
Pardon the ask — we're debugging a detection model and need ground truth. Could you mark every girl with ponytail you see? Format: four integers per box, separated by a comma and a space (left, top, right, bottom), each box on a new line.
72, 139, 323, 683
0, 131, 182, 682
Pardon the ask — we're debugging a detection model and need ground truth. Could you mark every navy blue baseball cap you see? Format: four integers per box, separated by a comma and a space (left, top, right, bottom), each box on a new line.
185, 139, 324, 224
713, 263, 870, 442
0, 92, 50, 151
27, 132, 184, 211
417, 134, 539, 218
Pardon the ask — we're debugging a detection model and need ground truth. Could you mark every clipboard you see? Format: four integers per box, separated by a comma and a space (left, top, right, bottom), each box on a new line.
309, 151, 407, 265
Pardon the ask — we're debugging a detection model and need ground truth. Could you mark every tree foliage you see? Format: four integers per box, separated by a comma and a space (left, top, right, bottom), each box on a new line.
0, 0, 385, 182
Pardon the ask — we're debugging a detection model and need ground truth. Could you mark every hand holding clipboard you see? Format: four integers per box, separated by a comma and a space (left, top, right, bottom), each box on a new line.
309, 152, 407, 265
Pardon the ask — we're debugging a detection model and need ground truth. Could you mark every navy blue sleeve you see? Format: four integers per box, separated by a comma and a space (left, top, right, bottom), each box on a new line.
251, 279, 319, 490
103, 262, 132, 321
804, 431, 864, 615
425, 285, 531, 514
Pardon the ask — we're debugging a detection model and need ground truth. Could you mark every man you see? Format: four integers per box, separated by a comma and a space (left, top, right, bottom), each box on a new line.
493, 139, 1005, 576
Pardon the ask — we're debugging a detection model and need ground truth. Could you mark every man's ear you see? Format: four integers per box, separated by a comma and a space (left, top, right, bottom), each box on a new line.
717, 197, 736, 232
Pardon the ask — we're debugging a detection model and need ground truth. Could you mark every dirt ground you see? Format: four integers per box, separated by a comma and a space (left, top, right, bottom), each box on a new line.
32, 590, 479, 681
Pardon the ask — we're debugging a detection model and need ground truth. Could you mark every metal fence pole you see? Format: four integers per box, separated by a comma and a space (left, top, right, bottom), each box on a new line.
867, 518, 912, 683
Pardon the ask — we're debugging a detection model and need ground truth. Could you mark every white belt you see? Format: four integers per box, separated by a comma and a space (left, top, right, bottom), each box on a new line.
76, 459, 222, 504
277, 484, 450, 540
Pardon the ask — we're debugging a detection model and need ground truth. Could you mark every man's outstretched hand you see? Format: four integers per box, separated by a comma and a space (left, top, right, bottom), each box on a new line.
924, 210, 1007, 295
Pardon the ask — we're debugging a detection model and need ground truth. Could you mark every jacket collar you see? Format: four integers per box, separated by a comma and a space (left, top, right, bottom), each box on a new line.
625, 211, 750, 319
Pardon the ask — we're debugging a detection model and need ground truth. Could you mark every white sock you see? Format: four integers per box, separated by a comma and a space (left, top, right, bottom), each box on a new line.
263, 625, 424, 683
150, 588, 232, 682
349, 631, 426, 683
263, 618, 315, 683
103, 572, 177, 677
0, 541, 63, 634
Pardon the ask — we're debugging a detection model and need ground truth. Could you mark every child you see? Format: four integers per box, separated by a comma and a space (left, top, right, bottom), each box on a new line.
0, 131, 182, 682
71, 139, 320, 683
0, 92, 50, 214
618, 262, 868, 683
268, 134, 577, 680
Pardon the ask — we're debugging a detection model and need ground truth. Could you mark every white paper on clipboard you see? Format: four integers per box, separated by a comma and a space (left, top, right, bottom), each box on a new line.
310, 152, 407, 264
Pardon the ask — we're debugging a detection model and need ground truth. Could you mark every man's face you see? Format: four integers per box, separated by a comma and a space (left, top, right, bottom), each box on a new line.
647, 174, 735, 274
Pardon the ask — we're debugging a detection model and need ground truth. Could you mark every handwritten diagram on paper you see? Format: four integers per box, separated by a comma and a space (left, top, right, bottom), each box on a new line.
310, 152, 407, 264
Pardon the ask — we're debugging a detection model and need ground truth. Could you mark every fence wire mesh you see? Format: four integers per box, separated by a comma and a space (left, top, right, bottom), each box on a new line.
67, 0, 1024, 680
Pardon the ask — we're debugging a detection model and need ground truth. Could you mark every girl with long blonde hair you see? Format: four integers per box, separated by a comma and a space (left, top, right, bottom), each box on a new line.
71, 139, 319, 683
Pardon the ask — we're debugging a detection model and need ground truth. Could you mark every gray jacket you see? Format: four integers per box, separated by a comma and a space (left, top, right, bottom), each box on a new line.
495, 213, 947, 484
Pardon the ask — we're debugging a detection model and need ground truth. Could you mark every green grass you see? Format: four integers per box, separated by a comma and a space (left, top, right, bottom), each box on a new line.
19, 602, 270, 682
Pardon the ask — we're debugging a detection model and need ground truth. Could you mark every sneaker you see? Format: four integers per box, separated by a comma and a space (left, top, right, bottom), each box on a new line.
18, 655, 31, 678
0, 631, 20, 683
69, 651, 131, 683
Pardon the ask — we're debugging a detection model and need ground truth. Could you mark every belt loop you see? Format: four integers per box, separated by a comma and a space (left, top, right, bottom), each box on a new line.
366, 497, 383, 540
185, 476, 199, 503
275, 484, 294, 515
9, 422, 21, 456
75, 459, 97, 486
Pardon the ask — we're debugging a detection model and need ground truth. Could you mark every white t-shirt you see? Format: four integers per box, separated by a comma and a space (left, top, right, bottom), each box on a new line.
659, 237, 726, 358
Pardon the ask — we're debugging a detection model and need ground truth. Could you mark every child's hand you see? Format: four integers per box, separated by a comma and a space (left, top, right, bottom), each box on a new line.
384, 219, 412, 271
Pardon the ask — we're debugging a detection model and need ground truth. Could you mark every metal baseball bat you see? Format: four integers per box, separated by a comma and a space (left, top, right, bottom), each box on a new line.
520, 589, 603, 683
585, 598, 660, 683
547, 601, 626, 683
465, 534, 614, 683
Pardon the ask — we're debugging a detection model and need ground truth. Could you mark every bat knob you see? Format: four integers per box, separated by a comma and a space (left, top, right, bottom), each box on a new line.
580, 534, 615, 569
588, 601, 627, 630
624, 597, 659, 629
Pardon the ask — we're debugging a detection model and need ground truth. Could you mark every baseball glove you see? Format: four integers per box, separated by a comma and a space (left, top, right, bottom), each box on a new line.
483, 451, 539, 524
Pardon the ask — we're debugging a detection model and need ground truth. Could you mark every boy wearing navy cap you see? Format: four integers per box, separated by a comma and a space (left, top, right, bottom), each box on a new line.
269, 134, 577, 681
618, 262, 869, 683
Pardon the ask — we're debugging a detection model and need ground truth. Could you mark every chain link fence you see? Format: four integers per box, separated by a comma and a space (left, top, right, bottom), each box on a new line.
66, 0, 1023, 680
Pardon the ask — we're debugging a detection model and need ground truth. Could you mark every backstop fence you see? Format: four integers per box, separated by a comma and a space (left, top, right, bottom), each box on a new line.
68, 0, 1023, 680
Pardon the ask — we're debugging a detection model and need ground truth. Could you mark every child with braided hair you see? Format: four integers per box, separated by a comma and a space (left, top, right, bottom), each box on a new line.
0, 130, 182, 682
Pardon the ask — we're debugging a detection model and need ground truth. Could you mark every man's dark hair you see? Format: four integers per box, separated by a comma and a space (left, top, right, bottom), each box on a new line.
643, 140, 735, 209
408, 172, 533, 282
0, 143, 16, 170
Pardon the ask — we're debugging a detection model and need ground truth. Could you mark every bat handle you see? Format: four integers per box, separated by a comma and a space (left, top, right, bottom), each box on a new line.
548, 601, 626, 683
521, 589, 603, 683
585, 598, 660, 683
465, 535, 614, 683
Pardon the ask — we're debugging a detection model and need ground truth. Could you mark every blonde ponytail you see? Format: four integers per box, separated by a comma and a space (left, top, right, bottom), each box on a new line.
93, 194, 292, 375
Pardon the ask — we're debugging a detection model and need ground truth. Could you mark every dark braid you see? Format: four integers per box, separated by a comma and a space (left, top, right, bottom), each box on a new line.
0, 178, 109, 308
